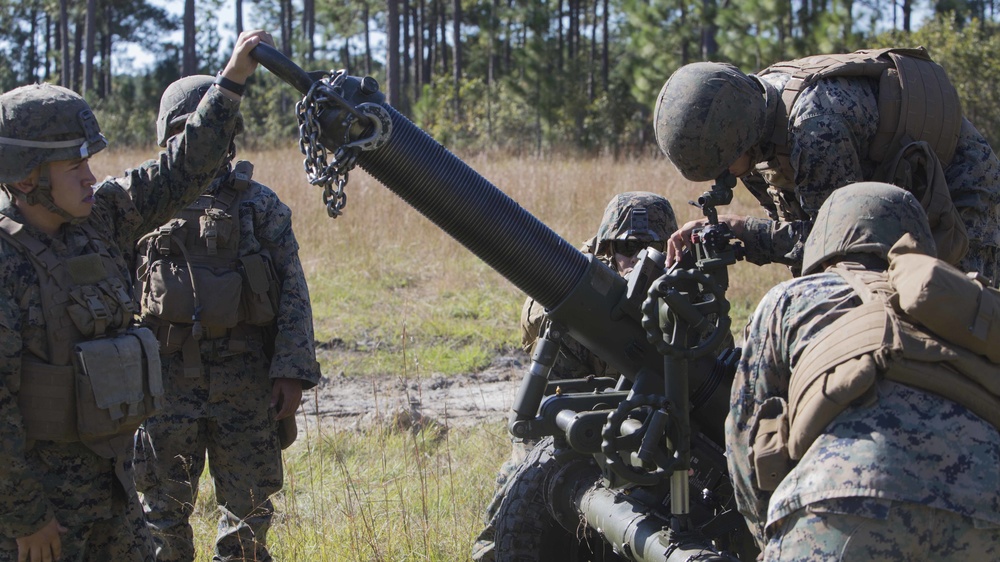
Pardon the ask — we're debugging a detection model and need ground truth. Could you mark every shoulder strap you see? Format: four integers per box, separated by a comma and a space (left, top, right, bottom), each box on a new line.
790, 266, 896, 384
0, 214, 66, 280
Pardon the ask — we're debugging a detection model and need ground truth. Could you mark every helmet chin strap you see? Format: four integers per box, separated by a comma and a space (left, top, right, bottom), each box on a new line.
18, 163, 85, 225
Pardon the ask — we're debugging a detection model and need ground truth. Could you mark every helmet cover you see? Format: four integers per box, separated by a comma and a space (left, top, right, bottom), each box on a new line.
802, 182, 936, 275
593, 191, 678, 257
654, 62, 766, 182
0, 83, 106, 184
156, 75, 216, 147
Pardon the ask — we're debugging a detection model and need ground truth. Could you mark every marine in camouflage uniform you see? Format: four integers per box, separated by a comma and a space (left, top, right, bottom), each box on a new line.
472, 192, 677, 561
518, 191, 678, 379
727, 182, 1000, 559
0, 30, 266, 562
654, 57, 1000, 284
132, 75, 321, 562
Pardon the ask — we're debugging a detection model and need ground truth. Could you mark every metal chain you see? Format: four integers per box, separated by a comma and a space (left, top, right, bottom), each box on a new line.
295, 70, 357, 218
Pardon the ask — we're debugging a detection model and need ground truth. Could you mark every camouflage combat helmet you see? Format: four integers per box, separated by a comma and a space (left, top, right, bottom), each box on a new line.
592, 191, 677, 257
156, 75, 244, 147
802, 182, 936, 275
654, 63, 766, 182
0, 83, 107, 185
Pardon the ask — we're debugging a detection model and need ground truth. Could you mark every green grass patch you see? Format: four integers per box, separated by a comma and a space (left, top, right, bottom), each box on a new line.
186, 422, 511, 561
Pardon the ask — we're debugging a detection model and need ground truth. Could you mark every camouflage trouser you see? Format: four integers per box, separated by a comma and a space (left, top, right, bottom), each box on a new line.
470, 439, 536, 562
135, 345, 282, 562
765, 498, 1000, 561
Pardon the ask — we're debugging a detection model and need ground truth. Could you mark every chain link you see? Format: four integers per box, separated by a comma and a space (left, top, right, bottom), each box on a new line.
296, 70, 357, 218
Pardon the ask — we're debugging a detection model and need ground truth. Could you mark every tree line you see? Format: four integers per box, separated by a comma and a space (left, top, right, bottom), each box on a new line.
2, 0, 999, 155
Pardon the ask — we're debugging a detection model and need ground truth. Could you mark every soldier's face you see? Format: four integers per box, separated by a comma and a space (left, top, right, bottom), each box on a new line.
29, 158, 97, 218
613, 251, 639, 276
43, 157, 96, 218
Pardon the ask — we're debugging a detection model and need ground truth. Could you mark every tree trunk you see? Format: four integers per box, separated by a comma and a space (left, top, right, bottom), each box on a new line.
84, 0, 96, 95
364, 3, 372, 75
557, 0, 564, 74
601, 0, 608, 92
402, 0, 411, 113
426, 0, 437, 78
452, 0, 461, 119
280, 0, 293, 57
28, 4, 39, 83
72, 12, 83, 90
342, 40, 351, 74
589, 0, 597, 101
414, 0, 423, 101
183, 0, 196, 76
303, 0, 315, 62
101, 5, 111, 97
44, 13, 52, 81
701, 0, 718, 59
439, 0, 448, 76
387, 0, 400, 106
60, 0, 69, 88
236, 0, 244, 35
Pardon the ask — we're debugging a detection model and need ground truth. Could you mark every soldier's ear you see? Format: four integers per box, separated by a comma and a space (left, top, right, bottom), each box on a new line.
10, 171, 38, 195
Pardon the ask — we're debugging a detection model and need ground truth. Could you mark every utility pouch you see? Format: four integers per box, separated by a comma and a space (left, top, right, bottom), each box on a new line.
751, 396, 792, 491
199, 209, 235, 256
73, 327, 164, 458
239, 252, 278, 326
144, 260, 243, 329
18, 359, 78, 443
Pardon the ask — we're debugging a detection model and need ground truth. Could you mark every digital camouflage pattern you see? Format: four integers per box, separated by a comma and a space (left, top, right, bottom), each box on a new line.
475, 192, 677, 561
727, 183, 1000, 553
0, 84, 241, 559
654, 63, 766, 182
765, 497, 1000, 560
738, 70, 1000, 284
133, 167, 321, 562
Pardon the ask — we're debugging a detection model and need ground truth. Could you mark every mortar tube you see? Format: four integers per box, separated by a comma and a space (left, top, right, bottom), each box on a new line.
558, 479, 739, 562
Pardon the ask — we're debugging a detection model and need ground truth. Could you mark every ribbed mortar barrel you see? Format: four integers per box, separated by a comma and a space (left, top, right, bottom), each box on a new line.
356, 104, 588, 310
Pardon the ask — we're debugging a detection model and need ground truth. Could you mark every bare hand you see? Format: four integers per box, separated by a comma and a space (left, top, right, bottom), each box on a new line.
666, 214, 749, 267
16, 517, 66, 562
665, 218, 708, 266
271, 378, 303, 420
220, 30, 275, 87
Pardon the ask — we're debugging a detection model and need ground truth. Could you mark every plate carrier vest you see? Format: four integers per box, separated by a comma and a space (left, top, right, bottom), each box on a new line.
136, 161, 279, 377
0, 215, 163, 458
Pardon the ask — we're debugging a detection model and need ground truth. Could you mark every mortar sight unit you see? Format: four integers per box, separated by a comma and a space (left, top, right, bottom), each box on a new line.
251, 44, 758, 561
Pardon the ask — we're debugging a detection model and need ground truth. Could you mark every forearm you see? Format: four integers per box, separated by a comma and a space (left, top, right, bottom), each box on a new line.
741, 216, 809, 271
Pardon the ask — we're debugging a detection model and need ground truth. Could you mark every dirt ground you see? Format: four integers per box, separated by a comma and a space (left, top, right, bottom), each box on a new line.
295, 352, 529, 434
